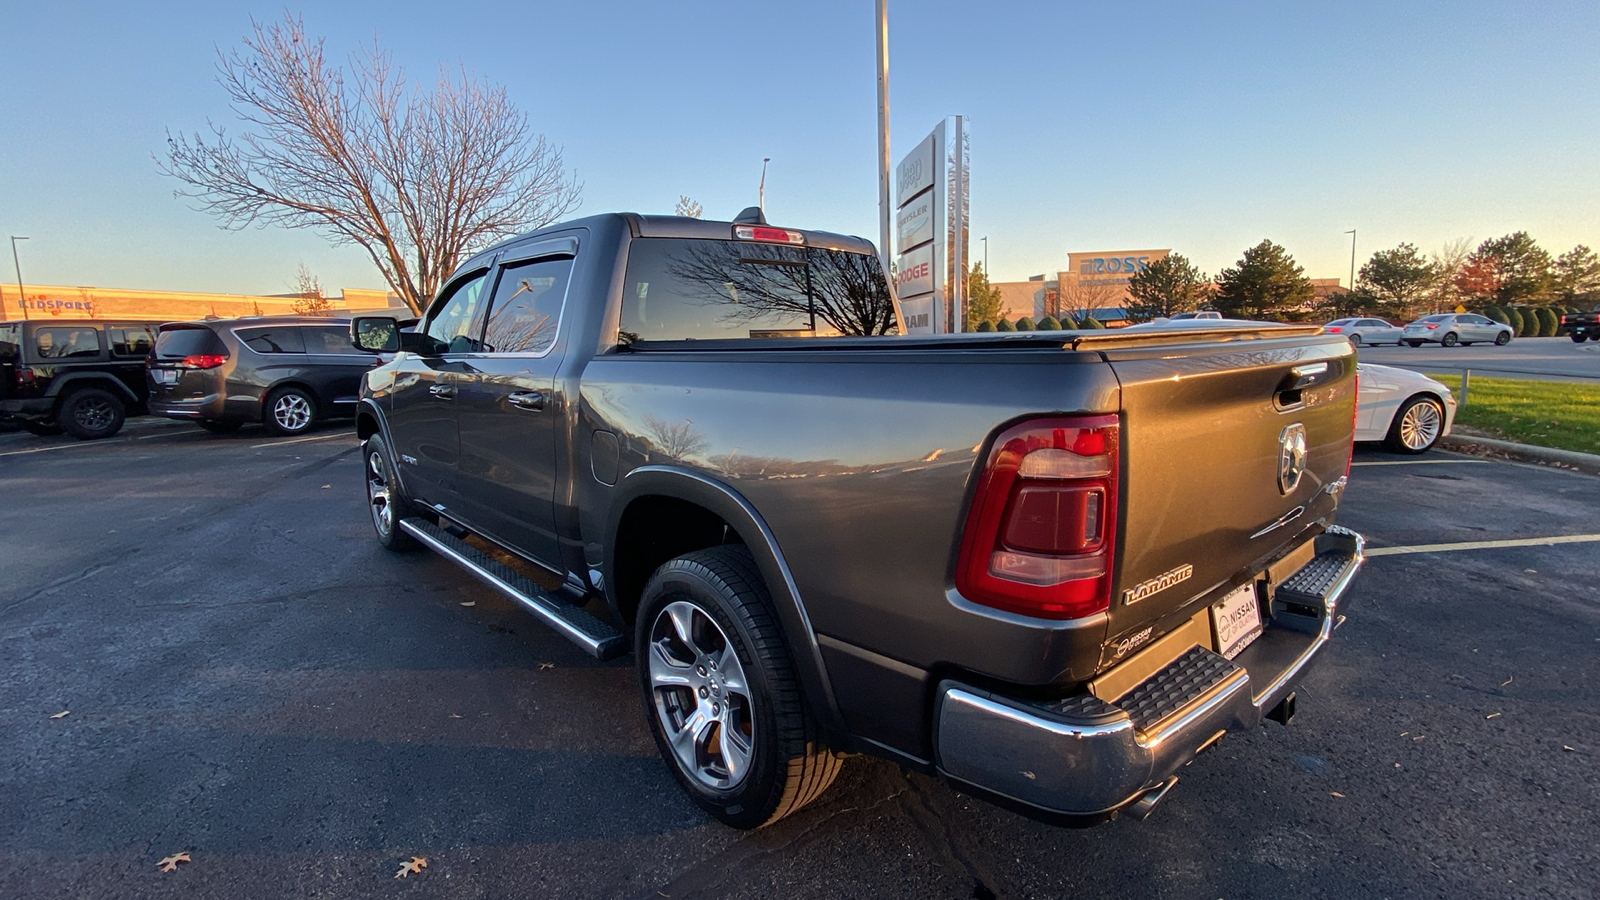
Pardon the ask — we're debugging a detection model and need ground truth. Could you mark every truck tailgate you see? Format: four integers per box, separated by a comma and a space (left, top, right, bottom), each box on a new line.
1099, 334, 1355, 656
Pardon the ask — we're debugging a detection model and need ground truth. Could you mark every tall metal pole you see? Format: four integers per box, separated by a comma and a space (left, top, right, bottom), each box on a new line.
1345, 229, 1357, 291
759, 157, 770, 213
982, 236, 988, 274
875, 0, 904, 333
10, 236, 29, 322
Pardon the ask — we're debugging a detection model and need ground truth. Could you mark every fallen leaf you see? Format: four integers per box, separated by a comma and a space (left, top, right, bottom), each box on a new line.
538, 662, 555, 670
1523, 568, 1537, 574
321, 484, 331, 489
1502, 675, 1514, 686
395, 856, 427, 878
1486, 712, 1502, 720
459, 601, 476, 607
1564, 746, 1576, 752
1412, 735, 1426, 741
1399, 731, 1408, 737
50, 711, 69, 719
1330, 791, 1345, 798
157, 852, 190, 872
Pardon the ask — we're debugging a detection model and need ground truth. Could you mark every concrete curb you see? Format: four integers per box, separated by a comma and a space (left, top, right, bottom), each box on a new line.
1440, 434, 1600, 476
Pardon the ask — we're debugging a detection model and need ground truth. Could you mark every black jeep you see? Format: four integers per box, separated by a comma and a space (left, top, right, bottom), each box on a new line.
0, 319, 157, 439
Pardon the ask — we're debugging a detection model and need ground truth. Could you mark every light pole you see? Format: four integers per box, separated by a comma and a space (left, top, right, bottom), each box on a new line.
758, 157, 771, 213
1344, 229, 1357, 293
874, 0, 904, 334
10, 236, 29, 321
981, 236, 988, 274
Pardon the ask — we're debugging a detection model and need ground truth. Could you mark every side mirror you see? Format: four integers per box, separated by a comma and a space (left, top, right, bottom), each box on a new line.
351, 317, 399, 353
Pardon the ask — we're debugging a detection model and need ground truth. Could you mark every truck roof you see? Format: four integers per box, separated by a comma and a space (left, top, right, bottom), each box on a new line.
482, 212, 880, 260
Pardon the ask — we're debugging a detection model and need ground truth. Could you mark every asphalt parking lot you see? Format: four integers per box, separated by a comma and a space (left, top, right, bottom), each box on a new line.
3, 419, 1598, 899
1358, 334, 1600, 382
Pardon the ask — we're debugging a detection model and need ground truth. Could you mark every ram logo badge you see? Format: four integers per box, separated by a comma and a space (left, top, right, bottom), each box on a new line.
1123, 563, 1194, 605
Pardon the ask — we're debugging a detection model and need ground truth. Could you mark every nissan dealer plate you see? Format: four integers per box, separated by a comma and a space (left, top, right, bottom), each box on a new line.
1211, 582, 1264, 660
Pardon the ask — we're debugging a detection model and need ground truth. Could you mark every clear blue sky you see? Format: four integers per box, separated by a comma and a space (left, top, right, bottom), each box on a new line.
2, 1, 1597, 295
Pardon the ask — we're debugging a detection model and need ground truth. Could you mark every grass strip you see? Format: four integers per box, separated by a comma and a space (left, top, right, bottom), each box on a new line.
1428, 373, 1600, 455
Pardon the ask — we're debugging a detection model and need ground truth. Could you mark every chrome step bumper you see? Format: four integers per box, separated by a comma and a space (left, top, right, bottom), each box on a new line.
934, 526, 1364, 821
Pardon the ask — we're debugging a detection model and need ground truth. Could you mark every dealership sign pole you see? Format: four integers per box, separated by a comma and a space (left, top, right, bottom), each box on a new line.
874, 0, 906, 334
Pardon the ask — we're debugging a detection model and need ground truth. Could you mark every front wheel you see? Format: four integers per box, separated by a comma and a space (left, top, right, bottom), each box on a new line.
1385, 395, 1446, 454
1494, 331, 1511, 345
364, 434, 419, 552
1406, 340, 1423, 348
1442, 332, 1459, 347
637, 546, 841, 829
59, 388, 126, 440
263, 386, 317, 436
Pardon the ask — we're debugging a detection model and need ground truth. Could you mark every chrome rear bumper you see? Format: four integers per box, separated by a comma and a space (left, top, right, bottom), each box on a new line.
934, 526, 1364, 821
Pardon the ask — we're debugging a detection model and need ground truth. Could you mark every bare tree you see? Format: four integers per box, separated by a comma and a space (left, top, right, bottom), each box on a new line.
161, 13, 582, 315
291, 262, 332, 314
674, 195, 703, 218
1057, 278, 1124, 325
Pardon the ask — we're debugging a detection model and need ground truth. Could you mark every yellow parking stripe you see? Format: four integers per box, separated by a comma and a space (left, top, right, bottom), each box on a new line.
1367, 534, 1600, 557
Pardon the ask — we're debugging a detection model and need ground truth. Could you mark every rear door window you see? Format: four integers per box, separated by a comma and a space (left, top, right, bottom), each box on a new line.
237, 326, 306, 354
482, 257, 573, 354
619, 238, 894, 342
34, 327, 102, 359
301, 325, 362, 354
155, 326, 226, 359
110, 326, 156, 357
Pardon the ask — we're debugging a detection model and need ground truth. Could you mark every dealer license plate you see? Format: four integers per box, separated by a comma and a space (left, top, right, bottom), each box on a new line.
1211, 581, 1264, 660
155, 369, 178, 384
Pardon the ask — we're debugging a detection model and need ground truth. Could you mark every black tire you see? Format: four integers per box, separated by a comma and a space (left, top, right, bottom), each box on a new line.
1384, 395, 1446, 455
1347, 333, 1362, 346
1441, 332, 1459, 347
19, 419, 63, 437
1406, 341, 1423, 348
262, 386, 317, 436
197, 419, 243, 434
363, 434, 420, 551
1495, 331, 1512, 345
636, 546, 842, 829
1573, 333, 1588, 343
58, 388, 126, 440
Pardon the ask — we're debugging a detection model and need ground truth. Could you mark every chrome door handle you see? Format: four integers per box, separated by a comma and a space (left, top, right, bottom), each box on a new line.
429, 384, 456, 400
508, 390, 545, 411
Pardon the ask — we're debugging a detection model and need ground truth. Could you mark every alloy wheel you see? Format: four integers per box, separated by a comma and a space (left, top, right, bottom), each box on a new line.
367, 449, 394, 537
73, 396, 115, 432
1399, 400, 1443, 451
273, 393, 313, 432
646, 600, 755, 791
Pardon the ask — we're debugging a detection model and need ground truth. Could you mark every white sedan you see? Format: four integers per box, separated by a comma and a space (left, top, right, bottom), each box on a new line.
1324, 317, 1404, 346
1356, 363, 1456, 454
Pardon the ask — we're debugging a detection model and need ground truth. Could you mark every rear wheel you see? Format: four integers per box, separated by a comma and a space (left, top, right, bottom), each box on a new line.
197, 419, 242, 434
263, 386, 316, 436
1441, 332, 1459, 347
20, 419, 63, 437
637, 546, 842, 829
1573, 333, 1588, 343
59, 388, 126, 440
1385, 395, 1445, 454
364, 434, 419, 551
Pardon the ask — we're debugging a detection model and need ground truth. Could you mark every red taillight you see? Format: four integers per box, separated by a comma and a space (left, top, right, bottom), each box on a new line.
1425, 323, 1439, 330
956, 416, 1119, 620
735, 225, 805, 245
1325, 326, 1342, 333
180, 354, 226, 369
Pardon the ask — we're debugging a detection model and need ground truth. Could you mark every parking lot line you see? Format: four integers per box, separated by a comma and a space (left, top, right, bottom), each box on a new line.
250, 432, 357, 450
1351, 459, 1489, 467
0, 442, 102, 458
1367, 533, 1600, 557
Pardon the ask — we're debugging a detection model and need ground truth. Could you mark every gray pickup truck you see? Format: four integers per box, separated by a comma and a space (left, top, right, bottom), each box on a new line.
349, 210, 1365, 828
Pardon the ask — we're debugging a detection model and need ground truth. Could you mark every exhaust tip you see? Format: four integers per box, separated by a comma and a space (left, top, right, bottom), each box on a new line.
1266, 692, 1297, 726
1130, 776, 1179, 820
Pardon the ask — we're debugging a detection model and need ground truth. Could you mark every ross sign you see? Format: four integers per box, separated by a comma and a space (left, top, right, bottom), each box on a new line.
892, 117, 969, 335
895, 133, 935, 207
896, 195, 933, 251
896, 243, 934, 296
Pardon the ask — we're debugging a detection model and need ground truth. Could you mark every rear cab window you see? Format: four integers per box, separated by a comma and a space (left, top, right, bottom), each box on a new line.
33, 327, 102, 359
110, 326, 156, 358
619, 237, 894, 343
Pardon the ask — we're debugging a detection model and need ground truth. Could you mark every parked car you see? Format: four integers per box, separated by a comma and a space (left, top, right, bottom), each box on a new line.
147, 316, 376, 435
1324, 317, 1404, 346
1355, 364, 1455, 454
1169, 310, 1222, 320
1401, 313, 1512, 347
348, 210, 1364, 829
1560, 305, 1600, 342
0, 319, 157, 439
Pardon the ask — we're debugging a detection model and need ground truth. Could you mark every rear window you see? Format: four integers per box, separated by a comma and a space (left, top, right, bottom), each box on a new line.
236, 326, 305, 354
34, 327, 102, 359
619, 238, 895, 342
155, 326, 226, 359
110, 326, 156, 358
1419, 315, 1450, 323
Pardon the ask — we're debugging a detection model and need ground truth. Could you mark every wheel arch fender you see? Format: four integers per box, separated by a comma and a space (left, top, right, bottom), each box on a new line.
47, 372, 139, 407
354, 399, 416, 498
605, 465, 844, 735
